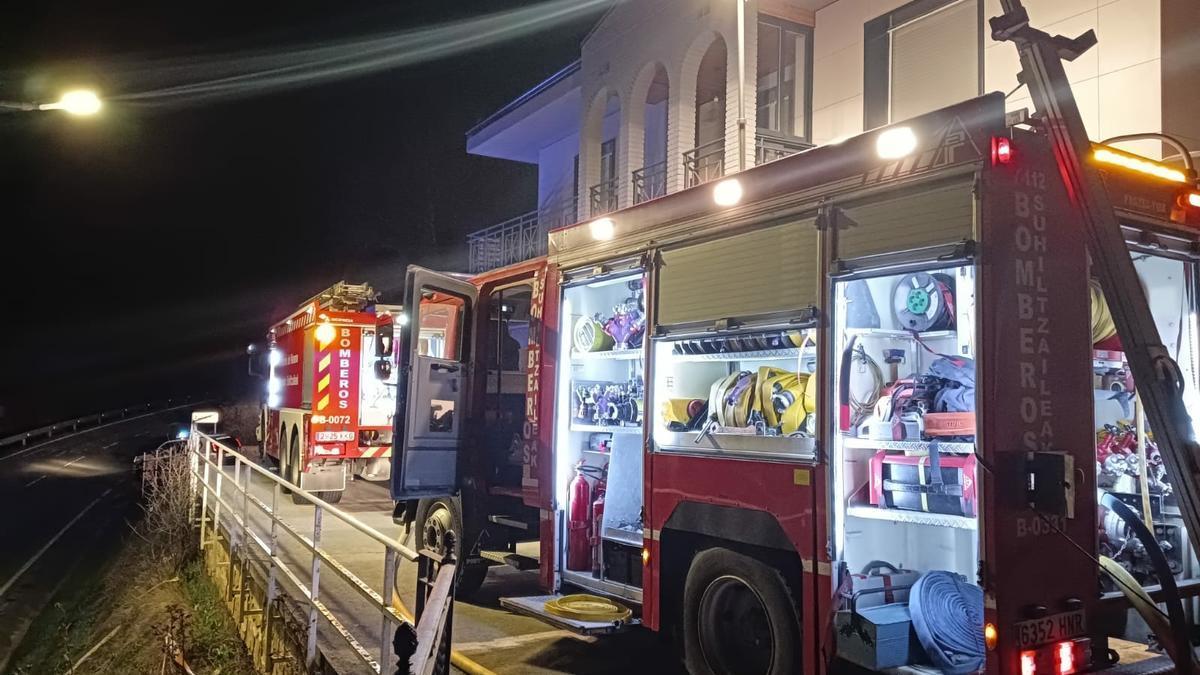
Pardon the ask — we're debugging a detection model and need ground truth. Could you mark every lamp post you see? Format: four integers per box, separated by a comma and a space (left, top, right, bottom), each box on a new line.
0, 90, 102, 116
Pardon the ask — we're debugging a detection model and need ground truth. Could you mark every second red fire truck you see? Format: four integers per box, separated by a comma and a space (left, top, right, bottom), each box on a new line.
261, 282, 401, 504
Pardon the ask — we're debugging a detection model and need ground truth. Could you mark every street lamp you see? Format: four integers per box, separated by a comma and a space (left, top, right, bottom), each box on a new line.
0, 89, 102, 115
42, 90, 102, 115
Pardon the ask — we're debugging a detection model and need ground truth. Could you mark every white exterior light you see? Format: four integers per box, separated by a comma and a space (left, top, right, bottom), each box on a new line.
876, 126, 917, 159
268, 348, 282, 367
268, 393, 282, 408
268, 377, 282, 395
713, 178, 744, 207
397, 313, 410, 326
589, 217, 616, 241
315, 322, 336, 345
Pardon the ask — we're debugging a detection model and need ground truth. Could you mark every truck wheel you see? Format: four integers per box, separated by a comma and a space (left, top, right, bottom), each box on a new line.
682, 548, 801, 675
415, 498, 487, 599
288, 431, 307, 505
315, 490, 344, 505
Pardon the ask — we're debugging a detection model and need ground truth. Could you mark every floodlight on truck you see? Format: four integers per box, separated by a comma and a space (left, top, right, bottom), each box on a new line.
876, 126, 917, 159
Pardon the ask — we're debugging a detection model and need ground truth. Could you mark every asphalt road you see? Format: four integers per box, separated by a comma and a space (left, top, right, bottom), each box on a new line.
0, 410, 189, 673
0, 410, 680, 675
205, 455, 682, 675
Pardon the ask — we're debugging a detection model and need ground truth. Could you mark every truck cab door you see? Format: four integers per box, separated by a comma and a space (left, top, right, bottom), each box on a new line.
392, 266, 478, 499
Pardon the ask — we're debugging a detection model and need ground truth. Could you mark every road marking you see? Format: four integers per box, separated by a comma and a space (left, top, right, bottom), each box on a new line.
23, 476, 47, 488
62, 456, 86, 469
102, 441, 118, 449
0, 402, 200, 462
0, 488, 111, 598
453, 629, 594, 654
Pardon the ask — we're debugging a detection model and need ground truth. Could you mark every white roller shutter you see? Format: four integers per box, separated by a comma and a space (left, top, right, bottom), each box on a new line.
890, 0, 979, 122
837, 182, 973, 260
657, 220, 818, 327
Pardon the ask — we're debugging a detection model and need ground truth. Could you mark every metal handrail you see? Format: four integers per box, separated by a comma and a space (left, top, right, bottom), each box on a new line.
589, 177, 619, 216
188, 430, 418, 674
754, 131, 814, 165
683, 138, 725, 187
631, 161, 667, 204
0, 396, 204, 451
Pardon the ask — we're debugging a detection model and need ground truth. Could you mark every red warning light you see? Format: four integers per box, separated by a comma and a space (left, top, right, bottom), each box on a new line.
1021, 650, 1038, 675
993, 136, 1014, 165
1056, 641, 1075, 674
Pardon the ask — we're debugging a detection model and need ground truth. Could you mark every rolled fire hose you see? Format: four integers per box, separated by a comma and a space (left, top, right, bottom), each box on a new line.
544, 594, 632, 622
908, 571, 986, 674
1100, 492, 1194, 674
1099, 556, 1199, 671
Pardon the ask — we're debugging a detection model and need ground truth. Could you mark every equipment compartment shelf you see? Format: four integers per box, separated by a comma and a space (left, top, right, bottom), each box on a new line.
841, 436, 975, 454
571, 349, 644, 362
669, 347, 812, 362
846, 504, 977, 530
571, 424, 642, 435
843, 329, 957, 340
602, 526, 643, 547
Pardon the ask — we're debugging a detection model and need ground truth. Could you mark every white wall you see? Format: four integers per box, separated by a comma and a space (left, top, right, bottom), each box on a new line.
537, 131, 580, 210
810, 0, 1165, 157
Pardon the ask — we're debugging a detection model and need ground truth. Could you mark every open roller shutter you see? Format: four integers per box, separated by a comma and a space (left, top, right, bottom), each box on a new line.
836, 182, 973, 261
657, 219, 818, 327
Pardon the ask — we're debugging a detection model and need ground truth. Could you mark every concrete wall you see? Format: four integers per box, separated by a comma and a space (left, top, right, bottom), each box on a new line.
811, 0, 1170, 157
537, 132, 579, 211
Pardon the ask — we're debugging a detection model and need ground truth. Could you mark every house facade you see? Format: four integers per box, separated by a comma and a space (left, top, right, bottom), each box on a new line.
465, 0, 1200, 273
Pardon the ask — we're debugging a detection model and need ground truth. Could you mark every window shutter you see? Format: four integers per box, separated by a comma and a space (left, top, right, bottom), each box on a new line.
836, 182, 973, 260
657, 219, 818, 327
890, 0, 979, 122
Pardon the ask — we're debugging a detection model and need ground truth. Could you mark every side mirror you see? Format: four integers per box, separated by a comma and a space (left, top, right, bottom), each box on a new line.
246, 343, 266, 378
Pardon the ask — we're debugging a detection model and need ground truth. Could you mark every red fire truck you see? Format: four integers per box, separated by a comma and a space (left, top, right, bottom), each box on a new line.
383, 91, 1200, 675
262, 282, 401, 504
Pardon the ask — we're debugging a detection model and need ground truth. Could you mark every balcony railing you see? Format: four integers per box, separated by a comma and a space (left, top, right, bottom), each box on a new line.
632, 161, 667, 205
755, 130, 814, 165
467, 210, 543, 274
683, 138, 726, 188
589, 177, 619, 217
466, 194, 579, 273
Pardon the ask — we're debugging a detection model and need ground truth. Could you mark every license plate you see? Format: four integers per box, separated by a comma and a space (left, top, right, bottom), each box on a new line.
315, 431, 355, 442
1014, 610, 1086, 648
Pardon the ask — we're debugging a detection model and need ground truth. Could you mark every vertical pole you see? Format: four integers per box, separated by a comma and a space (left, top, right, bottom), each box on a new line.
306, 504, 323, 668
264, 480, 281, 667
735, 0, 747, 172
381, 548, 397, 671
213, 443, 224, 547
200, 441, 211, 549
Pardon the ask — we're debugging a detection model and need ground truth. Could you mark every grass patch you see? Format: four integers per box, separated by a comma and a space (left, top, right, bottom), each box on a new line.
181, 559, 255, 674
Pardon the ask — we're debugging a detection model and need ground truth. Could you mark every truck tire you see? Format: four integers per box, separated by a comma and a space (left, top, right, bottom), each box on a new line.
316, 490, 344, 505
682, 547, 801, 675
415, 497, 487, 599
288, 431, 307, 505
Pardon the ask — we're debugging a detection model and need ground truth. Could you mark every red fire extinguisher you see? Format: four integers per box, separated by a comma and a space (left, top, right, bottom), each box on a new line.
591, 468, 607, 577
567, 462, 593, 571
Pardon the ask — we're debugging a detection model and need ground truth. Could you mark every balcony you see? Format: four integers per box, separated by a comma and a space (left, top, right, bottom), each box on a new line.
466, 195, 579, 273
589, 177, 619, 217
683, 138, 725, 188
467, 211, 543, 274
631, 161, 667, 205
755, 130, 813, 165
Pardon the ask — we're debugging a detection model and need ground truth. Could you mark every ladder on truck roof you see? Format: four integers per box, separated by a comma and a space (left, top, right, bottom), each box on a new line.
302, 281, 379, 312
992, 1, 1200, 669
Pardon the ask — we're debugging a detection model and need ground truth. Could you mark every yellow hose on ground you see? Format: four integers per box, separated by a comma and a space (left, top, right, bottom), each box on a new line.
543, 594, 631, 622
392, 589, 497, 675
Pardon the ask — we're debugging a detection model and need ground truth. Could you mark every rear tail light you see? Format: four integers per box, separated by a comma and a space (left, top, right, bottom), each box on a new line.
1187, 192, 1200, 208
1056, 641, 1075, 674
992, 136, 1014, 165
1021, 650, 1038, 675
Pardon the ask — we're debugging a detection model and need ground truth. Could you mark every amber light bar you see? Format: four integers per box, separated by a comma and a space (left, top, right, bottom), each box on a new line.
1092, 145, 1189, 184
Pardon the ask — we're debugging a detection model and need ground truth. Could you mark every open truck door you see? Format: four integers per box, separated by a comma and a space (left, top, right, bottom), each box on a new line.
392, 266, 478, 499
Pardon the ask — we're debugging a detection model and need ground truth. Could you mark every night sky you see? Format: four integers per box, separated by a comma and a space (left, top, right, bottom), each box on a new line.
0, 1, 598, 433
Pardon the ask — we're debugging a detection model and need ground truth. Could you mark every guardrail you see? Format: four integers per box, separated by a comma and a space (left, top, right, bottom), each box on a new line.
0, 395, 204, 451
187, 430, 453, 674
